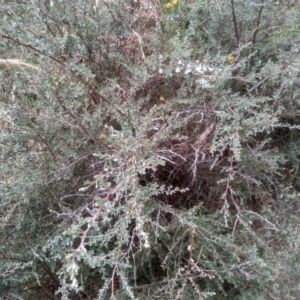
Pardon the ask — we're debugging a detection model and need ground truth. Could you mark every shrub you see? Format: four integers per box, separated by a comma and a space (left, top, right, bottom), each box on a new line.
1, 0, 300, 299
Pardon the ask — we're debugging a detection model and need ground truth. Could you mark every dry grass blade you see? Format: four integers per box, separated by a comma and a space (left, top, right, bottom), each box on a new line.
0, 58, 42, 72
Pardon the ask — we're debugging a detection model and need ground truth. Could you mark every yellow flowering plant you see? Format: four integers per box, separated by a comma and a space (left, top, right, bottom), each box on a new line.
163, 0, 179, 10
163, 2, 173, 9
226, 55, 235, 63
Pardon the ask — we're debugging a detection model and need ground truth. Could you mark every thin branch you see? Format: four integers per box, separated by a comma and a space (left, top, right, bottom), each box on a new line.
252, 1, 264, 45
1, 34, 126, 116
230, 0, 240, 47
74, 187, 116, 253
55, 89, 111, 149
249, 0, 264, 70
60, 194, 86, 201
131, 29, 145, 61
247, 76, 269, 94
110, 246, 122, 297
33, 131, 57, 159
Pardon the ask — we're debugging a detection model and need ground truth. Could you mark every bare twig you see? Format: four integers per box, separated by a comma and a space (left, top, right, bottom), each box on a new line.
249, 0, 264, 70
131, 29, 145, 61
252, 1, 264, 45
73, 187, 117, 254
190, 145, 199, 182
110, 246, 122, 297
247, 76, 270, 94
230, 0, 240, 47
221, 156, 234, 217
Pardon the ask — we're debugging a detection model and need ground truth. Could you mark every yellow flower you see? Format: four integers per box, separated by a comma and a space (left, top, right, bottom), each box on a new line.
172, 0, 178, 4
226, 55, 235, 63
163, 2, 173, 9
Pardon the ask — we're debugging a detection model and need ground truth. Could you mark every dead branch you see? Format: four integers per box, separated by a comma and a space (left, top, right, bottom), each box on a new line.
193, 122, 216, 149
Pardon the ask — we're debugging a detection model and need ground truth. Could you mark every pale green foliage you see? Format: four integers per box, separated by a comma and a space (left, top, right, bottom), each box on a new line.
1, 0, 300, 299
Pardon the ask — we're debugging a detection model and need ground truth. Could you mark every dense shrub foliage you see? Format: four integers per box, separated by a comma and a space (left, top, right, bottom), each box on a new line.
1, 0, 300, 299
